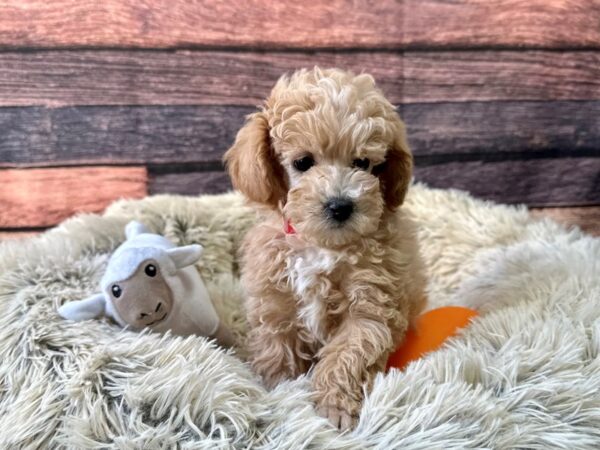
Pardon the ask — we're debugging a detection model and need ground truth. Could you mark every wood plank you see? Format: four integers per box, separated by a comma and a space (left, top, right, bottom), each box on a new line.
1, 102, 599, 169
0, 106, 248, 167
403, 51, 600, 103
403, 0, 600, 49
0, 1, 598, 49
150, 168, 600, 234
0, 167, 148, 227
1, 50, 599, 107
150, 157, 599, 207
403, 101, 600, 156
149, 170, 232, 196
414, 157, 600, 207
530, 206, 600, 236
0, 0, 403, 48
0, 51, 403, 107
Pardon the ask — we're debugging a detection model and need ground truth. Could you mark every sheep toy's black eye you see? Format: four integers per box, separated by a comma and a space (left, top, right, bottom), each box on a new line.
144, 264, 157, 277
352, 158, 370, 170
111, 285, 122, 298
293, 156, 315, 172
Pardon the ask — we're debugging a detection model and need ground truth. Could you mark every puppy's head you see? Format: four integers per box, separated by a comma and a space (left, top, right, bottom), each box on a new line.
225, 68, 412, 247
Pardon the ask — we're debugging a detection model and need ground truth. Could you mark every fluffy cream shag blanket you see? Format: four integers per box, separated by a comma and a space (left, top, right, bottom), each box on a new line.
1, 184, 599, 449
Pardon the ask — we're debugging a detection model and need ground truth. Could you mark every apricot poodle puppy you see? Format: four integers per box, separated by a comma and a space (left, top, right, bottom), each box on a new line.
225, 68, 426, 429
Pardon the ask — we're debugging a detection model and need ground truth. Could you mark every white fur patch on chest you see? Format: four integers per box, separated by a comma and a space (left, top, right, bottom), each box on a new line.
286, 247, 345, 342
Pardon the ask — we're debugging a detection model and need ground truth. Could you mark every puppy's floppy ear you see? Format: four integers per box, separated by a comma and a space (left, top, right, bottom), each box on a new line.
374, 120, 413, 210
224, 111, 287, 209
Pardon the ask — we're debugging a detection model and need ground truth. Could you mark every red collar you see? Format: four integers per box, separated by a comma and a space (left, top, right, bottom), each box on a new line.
284, 218, 296, 235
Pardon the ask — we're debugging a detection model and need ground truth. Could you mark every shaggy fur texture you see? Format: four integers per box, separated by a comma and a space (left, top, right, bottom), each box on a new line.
224, 68, 426, 429
1, 185, 599, 448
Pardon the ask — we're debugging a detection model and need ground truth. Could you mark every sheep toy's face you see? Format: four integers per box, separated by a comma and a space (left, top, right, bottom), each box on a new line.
108, 259, 174, 329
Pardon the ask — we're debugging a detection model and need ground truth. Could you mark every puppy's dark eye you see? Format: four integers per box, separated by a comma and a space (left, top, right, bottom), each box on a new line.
144, 264, 157, 277
352, 158, 370, 170
293, 156, 315, 172
111, 285, 122, 298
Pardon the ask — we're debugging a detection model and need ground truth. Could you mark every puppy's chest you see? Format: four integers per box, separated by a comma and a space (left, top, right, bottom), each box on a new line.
286, 247, 354, 342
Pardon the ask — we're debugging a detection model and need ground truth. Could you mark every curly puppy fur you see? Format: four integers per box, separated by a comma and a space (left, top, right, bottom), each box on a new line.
225, 68, 427, 429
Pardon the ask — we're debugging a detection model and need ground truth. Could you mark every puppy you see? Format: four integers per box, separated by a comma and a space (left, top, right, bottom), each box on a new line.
225, 68, 426, 429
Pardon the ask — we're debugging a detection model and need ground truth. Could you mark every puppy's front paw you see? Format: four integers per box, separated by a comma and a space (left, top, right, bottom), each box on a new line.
316, 399, 359, 430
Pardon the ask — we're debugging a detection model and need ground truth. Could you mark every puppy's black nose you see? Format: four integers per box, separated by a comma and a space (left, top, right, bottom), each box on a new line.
325, 198, 354, 223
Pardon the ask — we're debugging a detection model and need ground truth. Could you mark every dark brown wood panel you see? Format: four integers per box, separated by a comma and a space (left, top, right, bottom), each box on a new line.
1, 102, 598, 168
1, 1, 598, 49
149, 170, 231, 196
414, 157, 600, 207
0, 51, 403, 106
0, 166, 148, 227
148, 157, 600, 207
403, 51, 600, 103
531, 206, 600, 236
1, 50, 599, 107
403, 101, 600, 156
0, 105, 250, 167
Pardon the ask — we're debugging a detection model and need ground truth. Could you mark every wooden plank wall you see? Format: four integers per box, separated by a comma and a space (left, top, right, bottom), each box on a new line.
0, 0, 598, 238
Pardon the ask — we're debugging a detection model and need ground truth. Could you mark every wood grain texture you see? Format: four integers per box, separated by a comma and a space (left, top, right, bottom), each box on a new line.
403, 0, 600, 49
1, 102, 599, 168
0, 51, 403, 106
1, 50, 599, 107
148, 157, 600, 207
0, 0, 599, 49
531, 206, 600, 236
403, 101, 600, 156
150, 170, 232, 196
414, 157, 600, 207
0, 167, 148, 227
0, 0, 403, 48
403, 51, 600, 103
0, 106, 248, 167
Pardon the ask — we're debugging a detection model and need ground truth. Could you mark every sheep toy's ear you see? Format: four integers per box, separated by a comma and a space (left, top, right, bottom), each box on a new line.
125, 221, 151, 239
58, 293, 107, 321
166, 244, 203, 269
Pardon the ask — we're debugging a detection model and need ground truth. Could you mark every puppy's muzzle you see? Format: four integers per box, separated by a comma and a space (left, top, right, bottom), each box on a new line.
325, 198, 354, 223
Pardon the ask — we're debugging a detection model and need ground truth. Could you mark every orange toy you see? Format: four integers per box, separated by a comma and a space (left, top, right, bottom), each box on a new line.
387, 306, 479, 371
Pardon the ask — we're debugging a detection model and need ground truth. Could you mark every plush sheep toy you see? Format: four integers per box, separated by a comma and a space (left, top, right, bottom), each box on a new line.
58, 221, 234, 348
